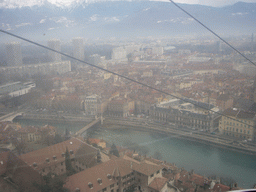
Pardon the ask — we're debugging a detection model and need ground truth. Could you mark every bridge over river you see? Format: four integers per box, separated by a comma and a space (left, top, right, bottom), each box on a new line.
75, 117, 102, 136
0, 111, 23, 122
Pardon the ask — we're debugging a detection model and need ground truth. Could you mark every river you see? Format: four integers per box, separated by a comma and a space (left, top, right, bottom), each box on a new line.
15, 118, 256, 189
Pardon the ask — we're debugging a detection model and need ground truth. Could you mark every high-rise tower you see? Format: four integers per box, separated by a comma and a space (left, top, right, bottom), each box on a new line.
48, 39, 61, 62
5, 42, 23, 66
72, 37, 84, 61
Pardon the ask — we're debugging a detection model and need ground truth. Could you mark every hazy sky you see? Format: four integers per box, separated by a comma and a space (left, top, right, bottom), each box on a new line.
173, 0, 256, 7
48, 0, 256, 7
2, 0, 256, 7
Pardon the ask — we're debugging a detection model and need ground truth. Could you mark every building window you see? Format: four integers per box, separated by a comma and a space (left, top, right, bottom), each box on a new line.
97, 178, 102, 185
102, 188, 107, 192
110, 184, 114, 188
150, 174, 154, 178
88, 182, 93, 189
156, 170, 160, 174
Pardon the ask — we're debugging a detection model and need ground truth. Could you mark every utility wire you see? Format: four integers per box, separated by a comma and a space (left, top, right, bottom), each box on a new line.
169, 0, 256, 68
0, 29, 252, 127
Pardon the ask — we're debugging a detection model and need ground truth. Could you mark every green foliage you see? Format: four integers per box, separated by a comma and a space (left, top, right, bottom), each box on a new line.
65, 147, 76, 176
109, 143, 120, 157
54, 134, 63, 144
126, 184, 136, 192
33, 172, 69, 192
12, 138, 26, 155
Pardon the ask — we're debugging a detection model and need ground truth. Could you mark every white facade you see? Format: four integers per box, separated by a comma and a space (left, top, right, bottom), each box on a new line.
112, 47, 127, 62
84, 95, 101, 116
152, 47, 164, 56
0, 61, 71, 77
48, 39, 61, 62
0, 81, 36, 98
72, 37, 84, 61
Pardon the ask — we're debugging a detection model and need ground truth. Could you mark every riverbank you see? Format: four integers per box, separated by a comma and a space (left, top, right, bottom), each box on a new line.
16, 113, 94, 124
102, 119, 256, 156
13, 116, 256, 188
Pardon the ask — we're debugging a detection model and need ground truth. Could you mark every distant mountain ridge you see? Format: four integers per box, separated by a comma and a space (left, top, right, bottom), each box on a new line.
0, 1, 255, 41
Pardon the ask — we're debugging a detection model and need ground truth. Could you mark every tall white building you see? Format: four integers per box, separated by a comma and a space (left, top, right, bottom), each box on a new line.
72, 37, 84, 61
152, 47, 164, 56
84, 95, 101, 116
111, 47, 127, 62
48, 39, 61, 62
5, 42, 23, 66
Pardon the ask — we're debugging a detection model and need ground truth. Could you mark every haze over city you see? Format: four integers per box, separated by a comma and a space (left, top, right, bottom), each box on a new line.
0, 0, 256, 192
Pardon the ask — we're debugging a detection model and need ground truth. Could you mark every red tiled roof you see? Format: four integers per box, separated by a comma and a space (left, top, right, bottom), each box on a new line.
89, 138, 101, 144
189, 174, 206, 186
0, 151, 9, 175
132, 161, 162, 176
65, 157, 138, 192
0, 151, 43, 192
148, 177, 168, 191
20, 138, 91, 171
213, 184, 230, 192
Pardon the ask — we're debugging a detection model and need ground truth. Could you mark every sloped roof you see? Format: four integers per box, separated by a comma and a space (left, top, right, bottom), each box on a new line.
0, 151, 43, 192
212, 184, 230, 192
223, 108, 255, 119
132, 161, 162, 176
75, 143, 99, 168
148, 177, 168, 191
20, 137, 95, 171
0, 151, 9, 175
65, 157, 139, 192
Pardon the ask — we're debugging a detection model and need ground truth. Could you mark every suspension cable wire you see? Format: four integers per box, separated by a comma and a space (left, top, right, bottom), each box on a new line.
169, 0, 256, 68
0, 29, 253, 127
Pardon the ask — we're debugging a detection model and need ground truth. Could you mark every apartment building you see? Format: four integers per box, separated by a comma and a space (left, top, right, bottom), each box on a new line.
219, 108, 256, 140
65, 155, 170, 192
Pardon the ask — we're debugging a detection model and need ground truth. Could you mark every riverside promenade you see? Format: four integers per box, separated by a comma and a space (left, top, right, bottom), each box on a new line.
103, 117, 256, 155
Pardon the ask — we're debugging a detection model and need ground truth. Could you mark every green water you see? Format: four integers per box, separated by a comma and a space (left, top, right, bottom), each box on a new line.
15, 119, 256, 188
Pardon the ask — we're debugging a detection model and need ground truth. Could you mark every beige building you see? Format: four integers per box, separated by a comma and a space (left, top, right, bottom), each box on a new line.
106, 99, 134, 117
219, 108, 256, 140
216, 94, 233, 111
65, 155, 171, 192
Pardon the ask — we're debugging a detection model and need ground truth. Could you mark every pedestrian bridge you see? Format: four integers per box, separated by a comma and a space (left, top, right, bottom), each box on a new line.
75, 117, 102, 136
0, 111, 23, 122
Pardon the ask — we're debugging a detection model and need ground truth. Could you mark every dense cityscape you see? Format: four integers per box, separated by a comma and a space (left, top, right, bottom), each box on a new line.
0, 33, 255, 192
1, 0, 256, 191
